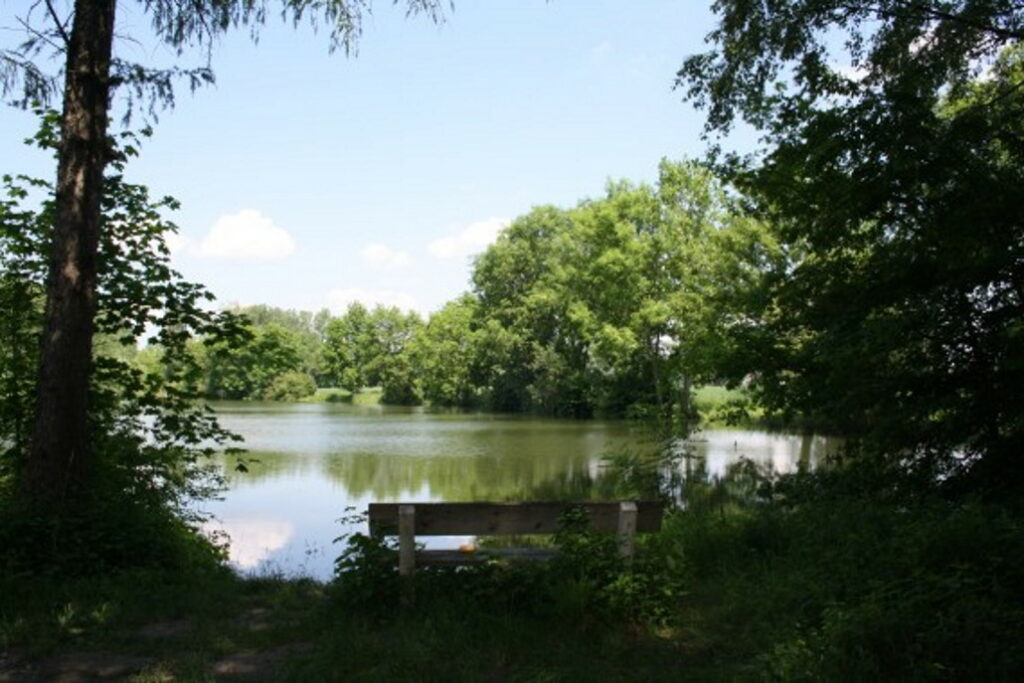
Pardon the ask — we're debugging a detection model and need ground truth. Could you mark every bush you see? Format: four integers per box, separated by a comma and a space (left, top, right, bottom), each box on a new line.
662, 463, 1024, 681
263, 371, 317, 401
0, 489, 227, 579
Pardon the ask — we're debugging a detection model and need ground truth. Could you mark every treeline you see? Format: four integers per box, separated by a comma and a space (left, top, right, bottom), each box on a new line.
163, 160, 762, 419
138, 302, 425, 403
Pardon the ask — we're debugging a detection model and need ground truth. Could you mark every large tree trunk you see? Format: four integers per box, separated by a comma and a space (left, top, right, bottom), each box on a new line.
22, 0, 117, 508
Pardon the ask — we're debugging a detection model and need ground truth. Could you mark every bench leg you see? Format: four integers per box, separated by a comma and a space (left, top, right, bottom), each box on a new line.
617, 501, 638, 564
398, 505, 416, 606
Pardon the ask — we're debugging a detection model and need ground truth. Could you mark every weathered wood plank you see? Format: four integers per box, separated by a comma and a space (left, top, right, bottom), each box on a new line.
617, 501, 638, 562
398, 505, 416, 577
369, 501, 663, 536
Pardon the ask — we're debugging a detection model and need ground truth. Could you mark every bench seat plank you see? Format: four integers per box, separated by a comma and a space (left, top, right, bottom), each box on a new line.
369, 501, 663, 536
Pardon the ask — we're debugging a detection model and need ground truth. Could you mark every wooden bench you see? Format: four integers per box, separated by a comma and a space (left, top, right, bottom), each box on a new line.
368, 501, 664, 576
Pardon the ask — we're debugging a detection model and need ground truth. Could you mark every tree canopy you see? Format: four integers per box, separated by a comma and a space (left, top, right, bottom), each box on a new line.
393, 160, 766, 421
677, 1, 1024, 491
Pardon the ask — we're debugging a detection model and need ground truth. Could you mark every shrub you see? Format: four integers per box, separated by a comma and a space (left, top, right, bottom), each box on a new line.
263, 371, 317, 401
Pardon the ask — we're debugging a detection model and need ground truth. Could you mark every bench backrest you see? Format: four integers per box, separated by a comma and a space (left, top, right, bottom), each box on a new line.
368, 501, 664, 536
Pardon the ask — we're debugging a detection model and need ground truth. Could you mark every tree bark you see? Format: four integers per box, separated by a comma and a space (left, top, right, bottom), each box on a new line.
22, 0, 117, 507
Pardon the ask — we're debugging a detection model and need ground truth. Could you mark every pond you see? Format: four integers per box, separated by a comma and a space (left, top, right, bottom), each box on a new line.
199, 402, 835, 580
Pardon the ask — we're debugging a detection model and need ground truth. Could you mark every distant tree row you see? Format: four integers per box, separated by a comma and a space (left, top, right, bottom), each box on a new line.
133, 301, 423, 403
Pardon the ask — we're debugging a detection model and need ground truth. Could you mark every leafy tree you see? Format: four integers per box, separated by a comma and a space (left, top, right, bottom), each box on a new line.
203, 323, 307, 400
377, 352, 421, 405
677, 2, 1024, 490
324, 303, 422, 402
263, 370, 317, 401
365, 306, 423, 387
465, 162, 754, 420
411, 295, 483, 407
1, 0, 447, 509
368, 306, 423, 405
0, 116, 245, 570
324, 302, 375, 393
226, 304, 331, 384
472, 206, 576, 413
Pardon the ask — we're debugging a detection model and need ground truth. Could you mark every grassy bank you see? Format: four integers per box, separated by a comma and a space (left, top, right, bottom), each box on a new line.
3, 467, 1022, 681
289, 384, 769, 430
0, 569, 695, 681
301, 387, 384, 406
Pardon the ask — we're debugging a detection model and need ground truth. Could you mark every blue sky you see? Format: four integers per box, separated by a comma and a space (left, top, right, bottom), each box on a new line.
2, 1, 736, 315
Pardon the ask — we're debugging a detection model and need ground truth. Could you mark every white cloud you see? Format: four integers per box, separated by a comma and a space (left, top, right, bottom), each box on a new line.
360, 243, 412, 270
834, 63, 870, 83
197, 209, 295, 261
163, 230, 191, 254
428, 217, 507, 260
327, 287, 419, 313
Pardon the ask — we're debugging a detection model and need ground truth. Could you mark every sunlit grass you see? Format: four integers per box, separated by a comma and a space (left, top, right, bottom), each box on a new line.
303, 387, 383, 405
693, 384, 764, 427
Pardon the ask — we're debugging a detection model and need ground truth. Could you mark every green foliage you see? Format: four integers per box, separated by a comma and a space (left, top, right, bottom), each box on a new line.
693, 384, 761, 426
331, 505, 686, 629
410, 160, 765, 421
129, 160, 764, 423
546, 506, 685, 626
678, 3, 1024, 492
410, 295, 482, 406
0, 112, 244, 573
330, 510, 404, 609
263, 370, 317, 401
202, 323, 307, 400
323, 303, 422, 404
324, 302, 373, 393
0, 175, 46, 489
661, 461, 1024, 681
0, 488, 228, 579
377, 353, 421, 405
226, 304, 331, 383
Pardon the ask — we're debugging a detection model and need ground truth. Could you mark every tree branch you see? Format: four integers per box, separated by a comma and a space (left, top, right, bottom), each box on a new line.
44, 0, 71, 47
902, 1, 1024, 41
842, 1, 1024, 42
14, 17, 63, 54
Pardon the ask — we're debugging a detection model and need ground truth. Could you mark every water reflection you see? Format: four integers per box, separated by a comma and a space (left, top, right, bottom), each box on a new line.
689, 429, 834, 478
200, 403, 837, 579
203, 517, 294, 569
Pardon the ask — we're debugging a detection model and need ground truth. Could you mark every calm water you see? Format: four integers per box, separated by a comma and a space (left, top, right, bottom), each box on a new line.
199, 402, 834, 579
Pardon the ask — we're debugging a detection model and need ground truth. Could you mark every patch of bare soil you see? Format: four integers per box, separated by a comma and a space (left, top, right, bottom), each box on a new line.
137, 620, 192, 640
2, 651, 154, 682
210, 642, 314, 680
